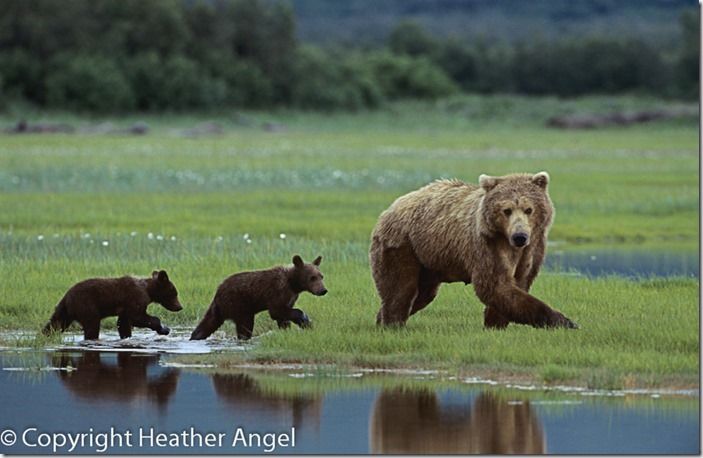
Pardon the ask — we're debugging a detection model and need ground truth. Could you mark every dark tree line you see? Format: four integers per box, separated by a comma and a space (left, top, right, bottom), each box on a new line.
0, 0, 697, 112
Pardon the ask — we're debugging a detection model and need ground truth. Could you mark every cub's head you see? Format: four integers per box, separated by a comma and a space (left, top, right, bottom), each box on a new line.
148, 270, 183, 311
291, 255, 328, 296
478, 171, 553, 248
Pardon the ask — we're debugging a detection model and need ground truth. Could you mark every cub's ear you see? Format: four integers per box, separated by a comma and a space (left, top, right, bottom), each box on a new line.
157, 270, 169, 282
532, 171, 550, 189
292, 255, 304, 268
479, 174, 501, 192
312, 255, 322, 266
152, 270, 159, 278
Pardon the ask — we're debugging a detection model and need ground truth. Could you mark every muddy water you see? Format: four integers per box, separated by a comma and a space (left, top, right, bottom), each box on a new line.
0, 351, 698, 454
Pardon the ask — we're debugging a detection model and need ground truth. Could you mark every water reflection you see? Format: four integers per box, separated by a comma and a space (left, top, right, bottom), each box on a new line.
49, 352, 180, 410
211, 373, 322, 430
370, 389, 544, 454
0, 352, 696, 454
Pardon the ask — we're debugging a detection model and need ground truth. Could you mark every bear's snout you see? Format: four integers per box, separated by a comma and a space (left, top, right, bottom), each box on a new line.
167, 300, 183, 312
317, 288, 328, 296
511, 232, 529, 247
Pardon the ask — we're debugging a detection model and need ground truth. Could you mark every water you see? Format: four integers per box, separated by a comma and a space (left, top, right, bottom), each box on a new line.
545, 248, 698, 278
0, 351, 698, 454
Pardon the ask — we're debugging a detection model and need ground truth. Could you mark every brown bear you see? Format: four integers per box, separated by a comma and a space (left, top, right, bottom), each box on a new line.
369, 171, 577, 329
190, 255, 327, 341
42, 270, 183, 340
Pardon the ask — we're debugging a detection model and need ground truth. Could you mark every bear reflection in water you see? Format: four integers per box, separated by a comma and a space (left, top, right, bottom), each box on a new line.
211, 374, 322, 430
370, 389, 544, 454
50, 352, 179, 409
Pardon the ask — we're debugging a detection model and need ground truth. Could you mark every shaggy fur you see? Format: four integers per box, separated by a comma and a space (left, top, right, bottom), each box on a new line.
190, 255, 327, 341
369, 171, 577, 329
43, 270, 183, 340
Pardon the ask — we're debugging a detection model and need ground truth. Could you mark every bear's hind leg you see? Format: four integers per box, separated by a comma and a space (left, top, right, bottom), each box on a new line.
409, 268, 441, 317
371, 243, 421, 326
235, 314, 255, 340
117, 314, 132, 339
81, 318, 100, 340
190, 305, 225, 340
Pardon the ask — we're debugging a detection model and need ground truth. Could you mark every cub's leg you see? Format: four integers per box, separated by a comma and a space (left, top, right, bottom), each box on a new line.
117, 314, 132, 338
190, 305, 225, 340
235, 314, 255, 340
277, 320, 291, 329
131, 313, 170, 335
80, 316, 101, 340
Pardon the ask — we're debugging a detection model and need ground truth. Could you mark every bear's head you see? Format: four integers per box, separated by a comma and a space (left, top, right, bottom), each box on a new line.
478, 171, 554, 248
147, 270, 183, 311
291, 255, 328, 296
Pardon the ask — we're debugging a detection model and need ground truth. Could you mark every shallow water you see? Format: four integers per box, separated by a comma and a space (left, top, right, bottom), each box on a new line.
0, 351, 698, 454
0, 328, 252, 354
545, 248, 698, 278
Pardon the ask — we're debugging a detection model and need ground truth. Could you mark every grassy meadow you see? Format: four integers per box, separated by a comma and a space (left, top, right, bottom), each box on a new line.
0, 95, 698, 389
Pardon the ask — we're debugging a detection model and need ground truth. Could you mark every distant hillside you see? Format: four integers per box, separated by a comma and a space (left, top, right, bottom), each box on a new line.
290, 0, 696, 48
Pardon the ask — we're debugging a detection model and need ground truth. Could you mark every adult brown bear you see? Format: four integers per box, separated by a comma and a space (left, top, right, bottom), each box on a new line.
369, 172, 577, 329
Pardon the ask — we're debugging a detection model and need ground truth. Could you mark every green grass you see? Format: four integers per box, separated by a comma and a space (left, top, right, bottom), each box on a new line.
0, 95, 698, 389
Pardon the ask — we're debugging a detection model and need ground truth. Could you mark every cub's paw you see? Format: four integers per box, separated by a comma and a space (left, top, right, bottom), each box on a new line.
299, 313, 312, 329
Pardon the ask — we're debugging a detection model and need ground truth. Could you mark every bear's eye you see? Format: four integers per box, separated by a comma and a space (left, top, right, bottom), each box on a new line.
525, 208, 533, 215
310, 276, 316, 282
503, 209, 512, 217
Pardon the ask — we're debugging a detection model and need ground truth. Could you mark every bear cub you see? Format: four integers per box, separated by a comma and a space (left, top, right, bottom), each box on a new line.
43, 270, 183, 340
190, 255, 327, 341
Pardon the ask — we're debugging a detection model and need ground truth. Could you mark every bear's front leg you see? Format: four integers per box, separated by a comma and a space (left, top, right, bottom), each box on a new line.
277, 320, 291, 329
270, 307, 311, 329
117, 314, 132, 339
289, 309, 311, 329
132, 313, 170, 335
484, 306, 510, 329
474, 275, 577, 329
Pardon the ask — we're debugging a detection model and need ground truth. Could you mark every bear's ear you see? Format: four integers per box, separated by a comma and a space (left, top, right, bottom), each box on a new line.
157, 270, 169, 282
312, 255, 322, 266
532, 171, 550, 189
479, 174, 501, 192
292, 255, 304, 268
152, 270, 159, 278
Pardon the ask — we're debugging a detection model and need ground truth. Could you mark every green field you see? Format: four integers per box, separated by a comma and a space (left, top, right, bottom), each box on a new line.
0, 95, 698, 389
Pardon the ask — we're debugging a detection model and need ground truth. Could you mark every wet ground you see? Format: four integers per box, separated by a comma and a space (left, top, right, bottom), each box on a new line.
0, 350, 698, 454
